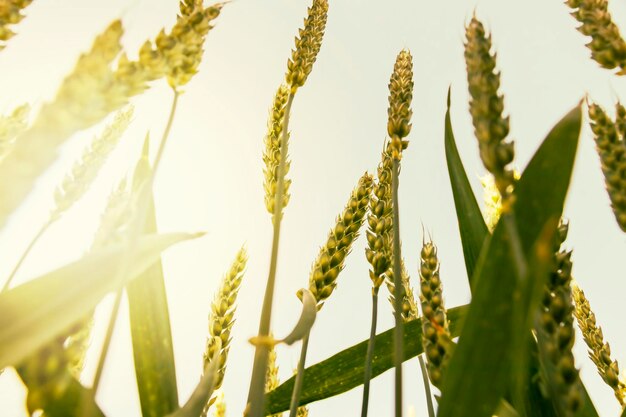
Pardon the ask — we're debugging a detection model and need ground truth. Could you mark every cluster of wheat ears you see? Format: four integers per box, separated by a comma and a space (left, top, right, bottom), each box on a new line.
2, 0, 626, 416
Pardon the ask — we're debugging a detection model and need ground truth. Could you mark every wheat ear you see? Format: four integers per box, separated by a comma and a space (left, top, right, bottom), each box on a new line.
566, 0, 626, 74
0, 103, 29, 160
0, 0, 33, 50
588, 102, 626, 231
464, 17, 516, 206
573, 284, 626, 406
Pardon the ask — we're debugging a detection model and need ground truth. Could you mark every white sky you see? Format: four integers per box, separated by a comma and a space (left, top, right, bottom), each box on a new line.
1, 0, 626, 416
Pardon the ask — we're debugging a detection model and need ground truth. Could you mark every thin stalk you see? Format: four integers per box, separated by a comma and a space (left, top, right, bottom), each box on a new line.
246, 92, 295, 417
360, 290, 379, 417
391, 157, 403, 417
82, 90, 180, 416
417, 355, 435, 417
288, 332, 310, 417
2, 220, 51, 292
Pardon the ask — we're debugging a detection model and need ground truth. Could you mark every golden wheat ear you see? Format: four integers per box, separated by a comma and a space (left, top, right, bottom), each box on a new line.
203, 246, 247, 415
587, 101, 626, 231
566, 0, 626, 74
0, 0, 34, 51
464, 16, 516, 205
573, 284, 626, 406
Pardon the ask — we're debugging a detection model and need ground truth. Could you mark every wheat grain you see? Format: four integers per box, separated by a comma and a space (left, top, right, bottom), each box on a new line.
588, 102, 626, 231
418, 241, 452, 388
573, 284, 626, 406
566, 0, 626, 74
203, 246, 247, 414
286, 0, 328, 91
465, 17, 515, 205
387, 50, 413, 160
307, 173, 373, 309
263, 84, 291, 218
0, 0, 33, 50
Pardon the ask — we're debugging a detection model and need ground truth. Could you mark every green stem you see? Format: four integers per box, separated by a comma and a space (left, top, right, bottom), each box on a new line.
360, 290, 379, 417
82, 89, 181, 416
246, 92, 295, 417
392, 157, 403, 417
418, 355, 435, 417
2, 219, 51, 292
288, 332, 310, 417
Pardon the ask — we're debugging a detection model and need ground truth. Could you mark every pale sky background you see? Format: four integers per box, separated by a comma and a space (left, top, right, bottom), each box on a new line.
1, 0, 626, 416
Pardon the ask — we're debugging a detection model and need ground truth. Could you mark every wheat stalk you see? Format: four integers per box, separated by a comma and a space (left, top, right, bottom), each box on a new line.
464, 17, 516, 207
573, 284, 626, 406
566, 0, 626, 74
0, 0, 33, 50
203, 246, 247, 415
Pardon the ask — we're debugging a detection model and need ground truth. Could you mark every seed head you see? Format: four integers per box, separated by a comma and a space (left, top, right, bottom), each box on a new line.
464, 17, 516, 203
308, 173, 373, 309
387, 49, 414, 159
0, 0, 33, 50
286, 0, 329, 91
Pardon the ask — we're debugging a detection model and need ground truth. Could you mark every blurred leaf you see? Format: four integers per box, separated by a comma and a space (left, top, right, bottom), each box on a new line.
437, 104, 582, 417
127, 135, 179, 417
280, 289, 317, 345
264, 305, 468, 414
444, 88, 489, 286
0, 232, 200, 369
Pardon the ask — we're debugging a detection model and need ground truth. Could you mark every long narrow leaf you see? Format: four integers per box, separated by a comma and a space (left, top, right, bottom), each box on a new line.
444, 88, 489, 286
0, 232, 200, 369
264, 305, 469, 414
127, 137, 179, 417
437, 104, 582, 417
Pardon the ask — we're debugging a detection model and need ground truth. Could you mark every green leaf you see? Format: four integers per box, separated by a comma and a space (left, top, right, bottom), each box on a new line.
127, 135, 179, 417
437, 104, 582, 417
0, 232, 200, 369
444, 88, 489, 286
264, 304, 469, 415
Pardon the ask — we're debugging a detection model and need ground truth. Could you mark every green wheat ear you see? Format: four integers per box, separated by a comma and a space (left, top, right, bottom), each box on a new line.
387, 49, 414, 160
566, 0, 626, 74
588, 101, 626, 231
538, 220, 582, 415
308, 172, 373, 309
573, 284, 626, 406
418, 240, 453, 388
286, 0, 329, 92
464, 16, 516, 206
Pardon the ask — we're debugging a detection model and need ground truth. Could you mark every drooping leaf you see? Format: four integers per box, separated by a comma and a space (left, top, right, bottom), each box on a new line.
444, 88, 489, 286
280, 289, 317, 345
437, 104, 582, 417
127, 135, 179, 417
0, 232, 200, 369
264, 305, 469, 414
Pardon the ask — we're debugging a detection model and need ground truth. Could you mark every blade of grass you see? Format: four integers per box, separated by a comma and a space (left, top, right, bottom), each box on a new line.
0, 232, 199, 369
265, 304, 468, 414
437, 104, 582, 417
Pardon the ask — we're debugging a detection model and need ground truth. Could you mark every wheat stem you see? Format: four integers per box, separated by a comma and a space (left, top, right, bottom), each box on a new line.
288, 332, 310, 417
247, 92, 295, 417
392, 157, 403, 417
2, 219, 51, 292
417, 355, 435, 417
360, 290, 379, 417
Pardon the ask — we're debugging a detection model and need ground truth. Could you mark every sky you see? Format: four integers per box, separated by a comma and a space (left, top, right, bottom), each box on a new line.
1, 0, 626, 416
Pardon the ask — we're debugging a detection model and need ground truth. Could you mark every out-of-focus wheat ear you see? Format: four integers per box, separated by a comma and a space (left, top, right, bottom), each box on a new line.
92, 178, 132, 249
64, 317, 94, 379
203, 246, 247, 415
538, 220, 583, 415
51, 107, 133, 221
0, 0, 34, 50
263, 84, 291, 218
588, 102, 626, 231
285, 0, 328, 92
573, 284, 626, 406
480, 171, 521, 232
0, 103, 30, 160
211, 390, 227, 417
566, 0, 626, 74
418, 240, 453, 389
265, 342, 283, 417
308, 173, 373, 309
464, 17, 516, 206
387, 50, 413, 160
